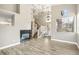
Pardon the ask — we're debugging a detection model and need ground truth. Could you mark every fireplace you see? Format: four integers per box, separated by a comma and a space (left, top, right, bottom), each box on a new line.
20, 30, 31, 42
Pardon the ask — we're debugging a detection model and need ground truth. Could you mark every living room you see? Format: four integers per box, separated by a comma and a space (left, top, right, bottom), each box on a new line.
0, 4, 79, 55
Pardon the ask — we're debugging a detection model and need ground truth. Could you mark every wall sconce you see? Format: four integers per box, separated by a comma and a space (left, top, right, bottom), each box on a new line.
46, 15, 51, 23
46, 19, 51, 23
61, 9, 69, 17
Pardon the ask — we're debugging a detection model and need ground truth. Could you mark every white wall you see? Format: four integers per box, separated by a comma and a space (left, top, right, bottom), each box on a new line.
0, 4, 32, 48
51, 4, 77, 43
76, 5, 79, 45
52, 32, 77, 42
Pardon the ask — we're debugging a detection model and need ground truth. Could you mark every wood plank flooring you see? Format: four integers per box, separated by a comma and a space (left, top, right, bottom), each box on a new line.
0, 38, 79, 55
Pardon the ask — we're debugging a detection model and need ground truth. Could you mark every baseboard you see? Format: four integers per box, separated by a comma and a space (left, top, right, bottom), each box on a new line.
0, 42, 20, 50
75, 43, 79, 49
51, 39, 79, 49
51, 39, 77, 45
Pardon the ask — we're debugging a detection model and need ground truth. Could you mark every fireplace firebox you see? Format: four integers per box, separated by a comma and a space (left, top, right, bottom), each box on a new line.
20, 30, 31, 42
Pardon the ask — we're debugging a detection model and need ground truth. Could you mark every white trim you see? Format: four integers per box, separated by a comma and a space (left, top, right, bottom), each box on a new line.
75, 43, 79, 49
51, 39, 77, 45
0, 42, 20, 50
51, 39, 79, 49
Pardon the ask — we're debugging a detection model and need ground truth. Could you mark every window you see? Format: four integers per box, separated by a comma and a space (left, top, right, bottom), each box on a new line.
56, 16, 74, 32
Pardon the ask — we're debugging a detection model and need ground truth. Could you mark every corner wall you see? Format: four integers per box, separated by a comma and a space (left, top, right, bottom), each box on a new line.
0, 4, 32, 48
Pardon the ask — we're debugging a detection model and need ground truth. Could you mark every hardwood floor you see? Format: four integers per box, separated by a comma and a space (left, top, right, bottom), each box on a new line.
0, 37, 79, 55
